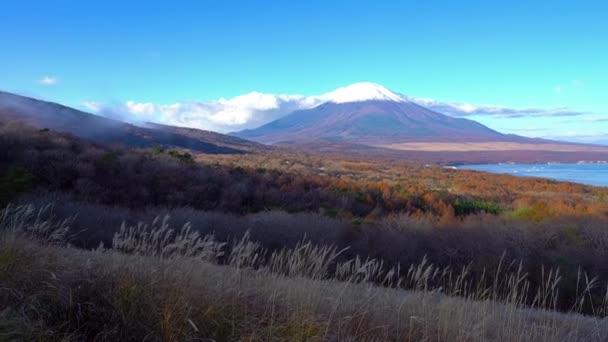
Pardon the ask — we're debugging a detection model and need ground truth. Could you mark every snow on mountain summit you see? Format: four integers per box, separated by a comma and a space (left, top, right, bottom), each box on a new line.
320, 82, 406, 104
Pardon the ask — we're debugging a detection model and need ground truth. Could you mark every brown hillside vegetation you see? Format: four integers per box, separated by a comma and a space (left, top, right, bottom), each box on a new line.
2, 121, 608, 340
278, 141, 608, 165
200, 149, 608, 218
1, 206, 607, 341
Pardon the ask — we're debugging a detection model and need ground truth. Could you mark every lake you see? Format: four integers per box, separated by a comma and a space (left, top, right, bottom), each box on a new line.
458, 163, 608, 187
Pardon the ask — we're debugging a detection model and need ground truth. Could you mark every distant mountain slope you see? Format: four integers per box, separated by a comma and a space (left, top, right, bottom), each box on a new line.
235, 100, 530, 145
145, 123, 268, 152
0, 91, 260, 154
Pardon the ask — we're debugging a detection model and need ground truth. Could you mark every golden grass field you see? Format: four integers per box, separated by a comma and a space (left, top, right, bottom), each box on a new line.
2, 205, 608, 341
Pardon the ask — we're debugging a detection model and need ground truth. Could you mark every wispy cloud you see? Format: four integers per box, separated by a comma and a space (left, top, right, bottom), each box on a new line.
507, 127, 548, 132
37, 76, 58, 85
545, 131, 608, 139
558, 116, 608, 124
579, 117, 608, 123
408, 97, 587, 119
82, 101, 102, 112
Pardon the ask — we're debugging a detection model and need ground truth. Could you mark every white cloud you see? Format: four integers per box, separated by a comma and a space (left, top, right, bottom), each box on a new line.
38, 76, 58, 85
134, 92, 323, 132
125, 101, 157, 117
572, 80, 584, 87
554, 85, 563, 93
81, 101, 102, 113
84, 83, 590, 133
81, 101, 160, 124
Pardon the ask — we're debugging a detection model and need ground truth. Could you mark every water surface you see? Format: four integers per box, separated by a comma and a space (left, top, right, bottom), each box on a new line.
458, 163, 608, 187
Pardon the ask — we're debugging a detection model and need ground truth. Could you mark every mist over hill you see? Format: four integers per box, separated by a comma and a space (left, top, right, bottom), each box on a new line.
0, 91, 261, 154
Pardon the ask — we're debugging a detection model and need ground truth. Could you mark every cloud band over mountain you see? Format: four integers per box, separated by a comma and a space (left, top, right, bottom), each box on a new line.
82, 83, 590, 133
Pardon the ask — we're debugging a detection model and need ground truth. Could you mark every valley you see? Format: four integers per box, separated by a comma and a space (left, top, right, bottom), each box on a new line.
2, 89, 607, 341
3, 3, 606, 340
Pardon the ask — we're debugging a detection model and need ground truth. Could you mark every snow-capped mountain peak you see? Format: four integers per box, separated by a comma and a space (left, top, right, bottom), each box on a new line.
320, 82, 406, 104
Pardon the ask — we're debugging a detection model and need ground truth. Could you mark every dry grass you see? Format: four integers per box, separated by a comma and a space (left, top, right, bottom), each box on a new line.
2, 205, 608, 341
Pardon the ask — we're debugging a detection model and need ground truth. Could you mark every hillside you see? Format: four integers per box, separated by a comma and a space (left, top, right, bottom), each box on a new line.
0, 91, 260, 154
4, 90, 606, 165
233, 83, 608, 163
2, 210, 606, 341
237, 100, 516, 144
146, 122, 268, 152
3, 110, 608, 341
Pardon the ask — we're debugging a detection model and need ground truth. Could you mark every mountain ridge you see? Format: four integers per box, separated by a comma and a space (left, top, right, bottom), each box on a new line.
2, 90, 608, 165
234, 99, 540, 145
0, 90, 261, 154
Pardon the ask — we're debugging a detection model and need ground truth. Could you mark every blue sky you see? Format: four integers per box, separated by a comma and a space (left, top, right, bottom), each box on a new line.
1, 0, 607, 141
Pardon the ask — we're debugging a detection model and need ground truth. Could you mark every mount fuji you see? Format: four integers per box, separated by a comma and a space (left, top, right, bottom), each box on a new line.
235, 82, 530, 145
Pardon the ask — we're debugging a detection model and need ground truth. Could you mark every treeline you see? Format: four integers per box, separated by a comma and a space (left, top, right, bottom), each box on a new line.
0, 121, 502, 219
3, 121, 608, 315
3, 121, 607, 224
0, 121, 379, 215
202, 150, 608, 221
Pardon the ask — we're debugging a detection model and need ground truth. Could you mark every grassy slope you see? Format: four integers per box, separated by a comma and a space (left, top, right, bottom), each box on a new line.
3, 121, 608, 340
2, 206, 608, 341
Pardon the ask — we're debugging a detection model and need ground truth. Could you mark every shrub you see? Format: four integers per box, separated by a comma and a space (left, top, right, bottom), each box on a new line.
0, 167, 36, 205
167, 150, 195, 164
510, 202, 555, 222
452, 198, 502, 216
2, 208, 608, 341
